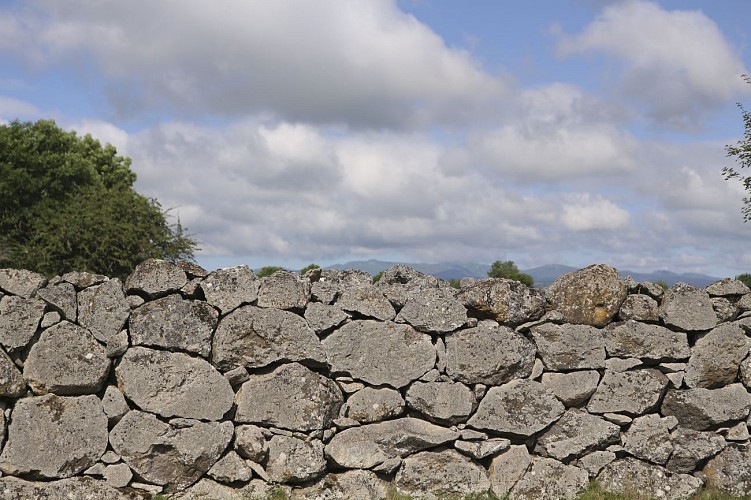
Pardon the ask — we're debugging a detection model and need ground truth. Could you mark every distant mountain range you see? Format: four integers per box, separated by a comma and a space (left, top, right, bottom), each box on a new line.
326, 260, 724, 288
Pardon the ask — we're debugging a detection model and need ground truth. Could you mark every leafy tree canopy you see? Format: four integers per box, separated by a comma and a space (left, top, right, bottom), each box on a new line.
300, 263, 320, 275
0, 119, 197, 279
736, 273, 751, 289
257, 266, 284, 277
723, 75, 751, 221
487, 260, 534, 287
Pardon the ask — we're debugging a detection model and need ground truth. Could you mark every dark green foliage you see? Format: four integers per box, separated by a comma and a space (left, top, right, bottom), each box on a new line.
736, 273, 751, 289
487, 260, 534, 287
0, 119, 197, 279
299, 263, 320, 274
448, 278, 461, 289
372, 271, 383, 283
723, 75, 751, 221
257, 266, 284, 277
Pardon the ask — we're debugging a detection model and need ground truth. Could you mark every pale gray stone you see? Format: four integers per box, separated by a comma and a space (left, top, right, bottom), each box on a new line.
101, 451, 121, 464
739, 294, 751, 312
702, 444, 751, 496
454, 438, 510, 460
176, 260, 209, 278
405, 381, 475, 424
547, 264, 628, 327
335, 286, 396, 321
235, 363, 343, 431
110, 410, 233, 493
323, 320, 434, 388
724, 421, 750, 441
370, 457, 401, 475
577, 451, 616, 478
0, 394, 107, 479
36, 281, 77, 321
587, 369, 668, 416
618, 294, 659, 322
605, 320, 690, 362
396, 288, 467, 333
536, 409, 620, 461
61, 271, 107, 289
199, 265, 258, 314
212, 305, 325, 371
489, 445, 531, 498
394, 449, 491, 500
666, 371, 684, 389
101, 385, 129, 425
468, 379, 565, 437
223, 365, 250, 387
336, 378, 365, 393
106, 329, 129, 358
530, 323, 606, 370
0, 348, 26, 398
0, 476, 140, 500
530, 357, 545, 379
713, 297, 739, 322
24, 321, 110, 395
125, 259, 187, 297
456, 278, 545, 326
104, 463, 133, 488
129, 294, 218, 358
541, 370, 600, 406
207, 451, 253, 483
117, 347, 234, 421
266, 435, 326, 484
597, 458, 703, 499
621, 413, 674, 465
40, 310, 60, 328
342, 386, 405, 423
291, 470, 388, 500
459, 429, 488, 440
662, 384, 751, 430
234, 424, 268, 463
126, 294, 144, 308
181, 277, 203, 297
310, 269, 373, 304
304, 302, 348, 334
445, 320, 535, 385
375, 265, 450, 308
632, 281, 665, 299
685, 322, 750, 388
603, 413, 632, 425
510, 457, 589, 500
706, 278, 751, 297
257, 270, 310, 310
324, 417, 459, 469
605, 357, 642, 372
0, 295, 45, 351
0, 268, 47, 297
659, 283, 717, 331
77, 278, 130, 343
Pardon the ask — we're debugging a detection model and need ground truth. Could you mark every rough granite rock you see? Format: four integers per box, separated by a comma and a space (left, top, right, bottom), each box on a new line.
374, 265, 450, 308
536, 409, 620, 461
234, 424, 268, 463
341, 386, 405, 423
454, 438, 510, 460
0, 295, 46, 351
510, 457, 589, 500
467, 379, 565, 437
587, 369, 668, 416
577, 451, 617, 478
61, 271, 108, 290
489, 445, 531, 498
547, 264, 628, 327
667, 427, 726, 473
335, 286, 396, 321
310, 269, 373, 304
395, 288, 467, 333
77, 278, 130, 343
0, 394, 108, 479
324, 417, 459, 469
0, 477, 140, 500
290, 470, 389, 500
322, 320, 434, 388
36, 281, 77, 321
117, 347, 234, 421
604, 320, 691, 362
445, 320, 535, 385
618, 294, 659, 322
110, 410, 233, 493
212, 305, 326, 371
456, 278, 546, 326
235, 362, 343, 431
540, 370, 600, 406
703, 444, 751, 496
129, 294, 218, 358
256, 270, 310, 310
405, 380, 476, 424
199, 265, 258, 314
304, 302, 349, 335
394, 449, 491, 500
207, 451, 253, 484
659, 283, 717, 331
621, 414, 674, 465
125, 259, 188, 297
0, 268, 47, 298
705, 278, 751, 297
597, 458, 703, 499
0, 348, 25, 398
684, 322, 750, 388
661, 384, 751, 430
101, 385, 129, 425
266, 435, 326, 484
23, 321, 110, 395
530, 323, 607, 370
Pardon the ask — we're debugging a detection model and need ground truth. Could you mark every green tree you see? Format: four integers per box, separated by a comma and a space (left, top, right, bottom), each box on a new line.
257, 266, 284, 277
0, 119, 197, 279
736, 273, 751, 289
300, 263, 320, 275
371, 271, 383, 284
723, 75, 751, 221
487, 260, 534, 287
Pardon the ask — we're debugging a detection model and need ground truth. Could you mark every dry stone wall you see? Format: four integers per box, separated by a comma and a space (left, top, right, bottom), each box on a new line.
0, 260, 750, 499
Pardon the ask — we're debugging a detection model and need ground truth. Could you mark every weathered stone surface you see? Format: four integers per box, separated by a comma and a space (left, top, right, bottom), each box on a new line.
405, 381, 475, 424
212, 305, 325, 371
266, 435, 326, 484
375, 265, 450, 308
605, 357, 642, 374
304, 302, 348, 334
0, 295, 45, 351
0, 476, 140, 500
468, 379, 565, 437
547, 264, 628, 327
536, 409, 620, 461
24, 321, 110, 395
713, 297, 738, 323
605, 320, 690, 362
199, 265, 258, 314
661, 384, 751, 430
456, 278, 545, 326
489, 445, 531, 498
531, 323, 606, 370
324, 417, 459, 469
667, 427, 726, 473
207, 451, 253, 483
621, 414, 674, 465
36, 281, 77, 321
235, 363, 343, 431
618, 294, 659, 322
0, 268, 47, 298
101, 385, 129, 425
577, 451, 616, 478
110, 410, 233, 493
61, 271, 108, 289
103, 463, 133, 488
684, 322, 749, 388
125, 258, 187, 297
394, 449, 491, 499
587, 369, 668, 416
598, 458, 703, 499
706, 278, 751, 297
40, 310, 60, 328
445, 320, 535, 385
0, 348, 25, 398
341, 386, 405, 423
335, 286, 396, 321
310, 269, 373, 304
541, 370, 600, 406
323, 320, 434, 388
117, 347, 234, 421
130, 294, 218, 357
234, 424, 268, 463
726, 420, 751, 441
257, 270, 310, 310
703, 444, 751, 496
396, 288, 467, 333
77, 278, 130, 343
659, 283, 717, 331
291, 470, 389, 500
0, 394, 107, 479
454, 438, 510, 460
510, 457, 589, 500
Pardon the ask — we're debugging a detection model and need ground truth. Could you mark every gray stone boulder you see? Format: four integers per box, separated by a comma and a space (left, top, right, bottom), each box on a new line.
0, 477, 140, 500
0, 394, 107, 479
547, 264, 628, 327
667, 427, 726, 473
509, 457, 589, 500
61, 271, 108, 289
304, 302, 349, 335
489, 445, 531, 498
101, 385, 129, 425
212, 305, 325, 371
110, 410, 233, 493
405, 381, 476, 424
394, 449, 491, 500
266, 435, 326, 484
235, 362, 343, 431
125, 258, 187, 297
77, 278, 130, 343
341, 386, 405, 423
530, 323, 606, 370
256, 270, 310, 310
576, 451, 617, 478
335, 286, 396, 321
395, 288, 467, 333
374, 265, 450, 308
310, 269, 373, 304
659, 283, 717, 331
0, 268, 47, 297
36, 281, 77, 321
24, 321, 110, 395
703, 444, 751, 496
618, 294, 659, 322
322, 320, 434, 388
199, 265, 258, 314
661, 383, 751, 430
587, 369, 668, 416
116, 347, 234, 421
605, 320, 690, 362
621, 414, 674, 465
129, 294, 218, 358
233, 424, 268, 463
445, 320, 535, 385
0, 348, 25, 397
706, 278, 750, 297
684, 322, 749, 388
535, 409, 620, 461
454, 438, 510, 460
456, 278, 545, 326
468, 379, 565, 437
291, 470, 389, 500
0, 295, 46, 351
541, 370, 600, 406
597, 458, 703, 499
713, 297, 738, 322
324, 417, 459, 469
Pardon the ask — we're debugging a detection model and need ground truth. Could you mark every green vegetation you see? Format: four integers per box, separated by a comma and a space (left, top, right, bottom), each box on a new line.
736, 273, 751, 289
299, 263, 320, 274
654, 280, 670, 291
449, 278, 461, 289
372, 270, 384, 283
0, 119, 197, 279
487, 260, 534, 287
256, 266, 284, 277
722, 74, 751, 221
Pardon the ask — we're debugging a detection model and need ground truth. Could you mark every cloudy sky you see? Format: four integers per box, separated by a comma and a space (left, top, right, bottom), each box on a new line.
2, 0, 751, 277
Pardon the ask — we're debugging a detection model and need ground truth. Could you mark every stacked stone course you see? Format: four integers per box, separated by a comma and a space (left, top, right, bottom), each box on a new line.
0, 260, 749, 499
